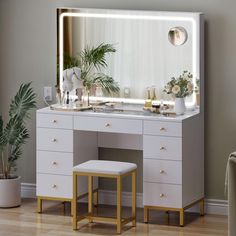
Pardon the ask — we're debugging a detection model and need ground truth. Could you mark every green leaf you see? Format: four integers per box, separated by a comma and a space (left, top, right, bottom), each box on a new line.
9, 82, 36, 120
93, 74, 120, 94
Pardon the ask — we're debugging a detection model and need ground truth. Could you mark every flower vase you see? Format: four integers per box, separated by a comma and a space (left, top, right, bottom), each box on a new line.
174, 97, 186, 115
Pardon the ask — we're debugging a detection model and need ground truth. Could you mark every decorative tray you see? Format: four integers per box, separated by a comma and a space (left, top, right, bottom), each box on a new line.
50, 104, 92, 112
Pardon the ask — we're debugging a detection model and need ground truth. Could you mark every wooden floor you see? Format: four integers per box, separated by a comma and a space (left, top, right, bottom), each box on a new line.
0, 198, 227, 236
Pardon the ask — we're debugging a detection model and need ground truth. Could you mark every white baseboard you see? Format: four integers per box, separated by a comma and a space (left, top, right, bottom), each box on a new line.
21, 183, 228, 216
21, 183, 36, 198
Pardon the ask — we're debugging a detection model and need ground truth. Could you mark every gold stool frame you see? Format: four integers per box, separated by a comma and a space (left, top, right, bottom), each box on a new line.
72, 170, 137, 234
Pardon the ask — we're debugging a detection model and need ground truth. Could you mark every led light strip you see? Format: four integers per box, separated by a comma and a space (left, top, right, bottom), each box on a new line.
59, 11, 198, 106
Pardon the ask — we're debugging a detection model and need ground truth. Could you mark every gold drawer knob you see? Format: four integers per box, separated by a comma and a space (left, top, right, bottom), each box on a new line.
52, 161, 57, 165
160, 146, 166, 150
52, 184, 57, 188
52, 138, 57, 142
160, 170, 165, 174
105, 123, 111, 127
160, 193, 165, 198
160, 127, 166, 131
52, 119, 57, 123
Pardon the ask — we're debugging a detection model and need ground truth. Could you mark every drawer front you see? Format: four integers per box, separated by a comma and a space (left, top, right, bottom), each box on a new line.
143, 182, 182, 208
144, 120, 182, 137
37, 113, 73, 129
37, 174, 72, 199
143, 135, 182, 160
37, 174, 97, 199
37, 128, 73, 152
37, 151, 73, 175
144, 159, 182, 184
74, 116, 142, 134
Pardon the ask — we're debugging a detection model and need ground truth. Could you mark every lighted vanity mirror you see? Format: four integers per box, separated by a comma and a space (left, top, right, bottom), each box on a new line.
57, 8, 203, 106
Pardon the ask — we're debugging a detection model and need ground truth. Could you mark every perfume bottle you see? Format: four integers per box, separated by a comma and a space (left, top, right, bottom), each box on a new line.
144, 87, 152, 108
151, 86, 157, 101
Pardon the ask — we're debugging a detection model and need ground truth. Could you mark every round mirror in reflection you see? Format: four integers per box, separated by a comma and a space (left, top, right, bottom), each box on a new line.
168, 27, 188, 46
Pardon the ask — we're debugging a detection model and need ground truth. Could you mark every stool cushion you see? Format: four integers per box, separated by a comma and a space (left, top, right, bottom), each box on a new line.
73, 160, 137, 175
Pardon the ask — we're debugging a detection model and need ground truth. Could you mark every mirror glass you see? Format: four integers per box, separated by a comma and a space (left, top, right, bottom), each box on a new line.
57, 8, 199, 105
168, 27, 188, 46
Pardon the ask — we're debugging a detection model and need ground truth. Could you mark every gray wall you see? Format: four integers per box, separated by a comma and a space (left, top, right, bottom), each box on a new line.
0, 0, 235, 200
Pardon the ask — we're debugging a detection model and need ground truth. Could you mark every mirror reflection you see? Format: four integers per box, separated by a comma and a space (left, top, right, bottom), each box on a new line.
168, 27, 188, 46
57, 9, 196, 104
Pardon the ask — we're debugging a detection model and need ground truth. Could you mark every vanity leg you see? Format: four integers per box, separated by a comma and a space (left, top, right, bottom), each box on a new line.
144, 206, 149, 223
179, 208, 184, 227
37, 197, 42, 213
200, 199, 205, 216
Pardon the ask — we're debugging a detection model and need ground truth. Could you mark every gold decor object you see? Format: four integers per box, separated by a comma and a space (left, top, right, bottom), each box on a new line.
50, 104, 92, 112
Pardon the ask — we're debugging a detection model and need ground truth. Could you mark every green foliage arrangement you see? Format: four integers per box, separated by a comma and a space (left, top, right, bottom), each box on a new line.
0, 83, 36, 179
60, 43, 120, 97
163, 71, 194, 98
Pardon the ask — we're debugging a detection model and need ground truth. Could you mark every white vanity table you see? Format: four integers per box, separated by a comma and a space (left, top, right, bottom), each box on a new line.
36, 7, 204, 226
36, 106, 204, 226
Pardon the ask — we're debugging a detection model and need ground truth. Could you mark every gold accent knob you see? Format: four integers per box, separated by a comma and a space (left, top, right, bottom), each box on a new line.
160, 170, 165, 174
160, 193, 165, 198
52, 161, 57, 165
160, 127, 166, 131
52, 184, 57, 188
105, 123, 111, 127
52, 119, 57, 123
52, 138, 57, 142
160, 146, 166, 150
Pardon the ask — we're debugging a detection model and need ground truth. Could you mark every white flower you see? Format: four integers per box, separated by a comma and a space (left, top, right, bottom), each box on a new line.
172, 85, 180, 94
187, 82, 193, 93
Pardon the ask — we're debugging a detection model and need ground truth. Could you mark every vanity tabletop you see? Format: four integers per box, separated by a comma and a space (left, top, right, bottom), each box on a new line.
37, 105, 200, 123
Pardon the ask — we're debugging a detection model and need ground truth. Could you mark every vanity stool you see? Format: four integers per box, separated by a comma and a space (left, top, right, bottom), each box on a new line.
72, 160, 137, 234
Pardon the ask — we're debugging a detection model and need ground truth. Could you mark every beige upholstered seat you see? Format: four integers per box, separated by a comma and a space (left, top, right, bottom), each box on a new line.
73, 160, 137, 175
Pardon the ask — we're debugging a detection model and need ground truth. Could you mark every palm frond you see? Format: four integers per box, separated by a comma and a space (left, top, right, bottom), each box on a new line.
94, 74, 120, 94
9, 82, 36, 120
80, 43, 116, 71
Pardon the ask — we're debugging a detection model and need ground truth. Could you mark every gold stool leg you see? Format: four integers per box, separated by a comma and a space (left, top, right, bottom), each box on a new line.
144, 206, 149, 223
93, 190, 98, 207
179, 208, 184, 227
117, 175, 122, 234
37, 197, 42, 213
88, 176, 93, 223
72, 172, 78, 230
132, 170, 136, 227
200, 198, 205, 216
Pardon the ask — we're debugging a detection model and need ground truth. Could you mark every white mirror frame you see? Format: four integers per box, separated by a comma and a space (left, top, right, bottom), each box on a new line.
59, 8, 203, 107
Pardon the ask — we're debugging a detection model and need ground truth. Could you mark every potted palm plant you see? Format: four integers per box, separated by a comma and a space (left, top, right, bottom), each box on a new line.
59, 43, 120, 106
0, 83, 36, 207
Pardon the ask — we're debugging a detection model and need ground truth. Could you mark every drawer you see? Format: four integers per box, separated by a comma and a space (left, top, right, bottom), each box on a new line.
144, 159, 182, 184
37, 128, 73, 152
37, 113, 73, 129
37, 151, 73, 175
37, 174, 72, 199
143, 182, 182, 208
144, 120, 182, 137
74, 116, 142, 134
143, 135, 182, 160
36, 174, 97, 199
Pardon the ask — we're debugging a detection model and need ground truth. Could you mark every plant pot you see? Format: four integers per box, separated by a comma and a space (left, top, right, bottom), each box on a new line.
0, 176, 21, 208
174, 97, 186, 115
